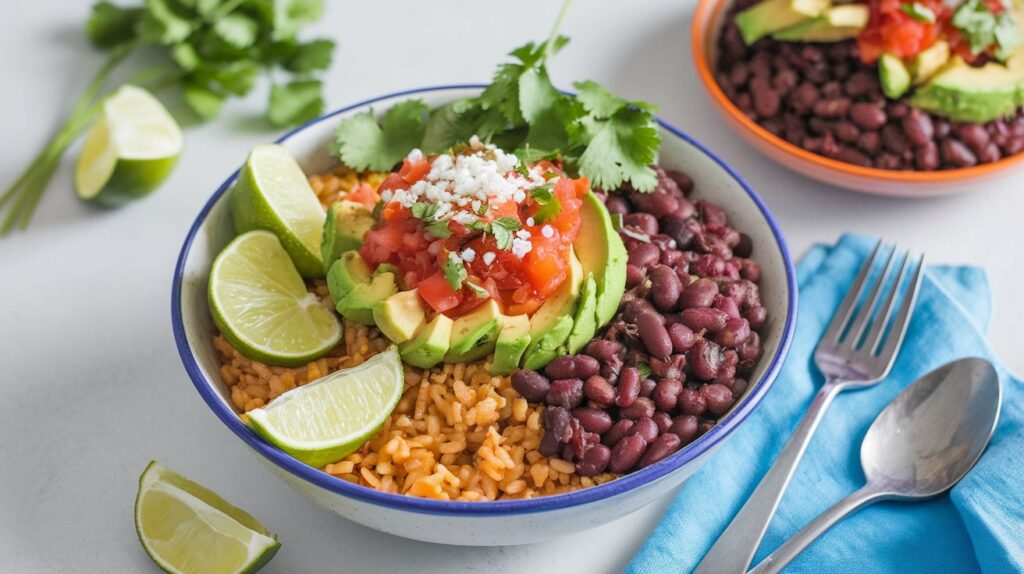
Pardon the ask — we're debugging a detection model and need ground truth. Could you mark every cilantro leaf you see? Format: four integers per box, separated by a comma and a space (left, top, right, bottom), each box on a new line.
86, 1, 144, 48
213, 14, 258, 49
951, 0, 1020, 56
530, 186, 562, 223
574, 80, 628, 118
901, 2, 936, 23
994, 12, 1023, 59
182, 80, 224, 119
267, 79, 323, 126
426, 220, 452, 238
270, 0, 324, 41
494, 216, 521, 230
139, 0, 194, 45
488, 216, 521, 250
333, 100, 429, 171
466, 281, 489, 298
444, 252, 468, 291
172, 42, 200, 70
411, 202, 439, 220
285, 38, 335, 72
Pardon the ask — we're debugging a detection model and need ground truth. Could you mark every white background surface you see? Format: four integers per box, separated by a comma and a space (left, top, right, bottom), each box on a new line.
2, 1, 1021, 572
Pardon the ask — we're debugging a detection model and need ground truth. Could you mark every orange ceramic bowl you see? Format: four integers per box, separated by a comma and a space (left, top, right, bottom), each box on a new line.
692, 0, 1024, 196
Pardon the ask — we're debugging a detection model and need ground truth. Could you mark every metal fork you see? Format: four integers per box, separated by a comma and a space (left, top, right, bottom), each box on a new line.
693, 241, 925, 574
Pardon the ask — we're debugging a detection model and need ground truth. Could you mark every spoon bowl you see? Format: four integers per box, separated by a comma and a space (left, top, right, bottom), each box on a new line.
862, 357, 1002, 499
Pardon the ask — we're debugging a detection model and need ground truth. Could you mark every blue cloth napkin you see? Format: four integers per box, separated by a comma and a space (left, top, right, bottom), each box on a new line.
627, 234, 1024, 574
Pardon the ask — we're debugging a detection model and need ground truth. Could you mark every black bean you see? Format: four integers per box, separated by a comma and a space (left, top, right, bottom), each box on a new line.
546, 379, 584, 410
638, 433, 682, 468
789, 82, 819, 114
941, 138, 978, 167
637, 312, 673, 359
956, 123, 990, 153
616, 366, 641, 408
813, 97, 851, 119
978, 142, 1001, 164
750, 76, 781, 118
903, 109, 934, 147
609, 434, 648, 473
511, 370, 550, 402
659, 215, 695, 251
573, 407, 614, 434
915, 141, 940, 171
849, 103, 887, 130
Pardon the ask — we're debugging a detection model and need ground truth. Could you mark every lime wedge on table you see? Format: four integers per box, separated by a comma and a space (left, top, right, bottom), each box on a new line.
135, 461, 280, 574
209, 230, 342, 366
75, 85, 182, 206
247, 346, 405, 468
231, 144, 326, 278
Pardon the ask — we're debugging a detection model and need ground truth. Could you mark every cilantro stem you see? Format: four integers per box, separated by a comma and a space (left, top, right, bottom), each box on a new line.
0, 44, 132, 235
544, 0, 573, 63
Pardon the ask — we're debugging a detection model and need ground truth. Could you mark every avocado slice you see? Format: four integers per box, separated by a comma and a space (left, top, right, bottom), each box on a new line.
573, 192, 627, 327
491, 314, 532, 375
326, 251, 372, 304
444, 299, 505, 363
372, 289, 427, 344
400, 313, 453, 369
321, 200, 374, 274
880, 54, 912, 99
772, 4, 868, 42
565, 273, 598, 355
910, 49, 1024, 123
735, 0, 831, 45
336, 272, 397, 325
522, 248, 585, 371
911, 41, 951, 86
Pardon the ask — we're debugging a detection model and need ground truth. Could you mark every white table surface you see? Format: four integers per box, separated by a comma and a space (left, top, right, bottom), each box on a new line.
2, 1, 1021, 572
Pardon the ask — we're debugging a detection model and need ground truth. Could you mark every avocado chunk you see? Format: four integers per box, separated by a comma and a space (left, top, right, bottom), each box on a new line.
573, 192, 627, 327
880, 54, 912, 99
444, 299, 505, 363
735, 0, 831, 45
327, 251, 372, 304
910, 49, 1024, 123
336, 272, 397, 325
400, 313, 453, 369
373, 290, 427, 344
491, 314, 532, 375
772, 4, 868, 42
565, 273, 598, 355
911, 41, 951, 86
522, 248, 585, 371
321, 200, 374, 274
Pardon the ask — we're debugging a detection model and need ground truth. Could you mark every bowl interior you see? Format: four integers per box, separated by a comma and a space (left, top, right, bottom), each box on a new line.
174, 85, 796, 513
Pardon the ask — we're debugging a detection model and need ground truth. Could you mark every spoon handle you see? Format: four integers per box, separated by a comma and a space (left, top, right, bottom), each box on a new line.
748, 485, 889, 574
693, 383, 842, 574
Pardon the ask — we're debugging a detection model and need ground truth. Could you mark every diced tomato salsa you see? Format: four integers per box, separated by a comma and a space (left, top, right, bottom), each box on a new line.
858, 0, 1005, 64
358, 153, 588, 318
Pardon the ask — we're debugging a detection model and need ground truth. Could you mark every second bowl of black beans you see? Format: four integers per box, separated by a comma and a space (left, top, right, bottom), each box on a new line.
513, 166, 768, 477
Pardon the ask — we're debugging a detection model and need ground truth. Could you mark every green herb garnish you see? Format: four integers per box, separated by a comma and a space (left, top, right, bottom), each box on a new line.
491, 216, 521, 250
411, 201, 439, 221
466, 281, 489, 298
330, 0, 661, 192
530, 185, 562, 223
426, 220, 452, 238
444, 252, 468, 290
2, 0, 335, 235
953, 0, 1023, 59
636, 362, 652, 380
332, 100, 430, 171
901, 2, 936, 23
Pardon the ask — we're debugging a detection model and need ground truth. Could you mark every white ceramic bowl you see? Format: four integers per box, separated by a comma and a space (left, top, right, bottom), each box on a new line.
172, 85, 797, 546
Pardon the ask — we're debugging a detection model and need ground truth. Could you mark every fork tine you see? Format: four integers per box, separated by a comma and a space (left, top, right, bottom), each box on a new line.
844, 245, 898, 349
862, 250, 911, 355
820, 240, 884, 346
876, 254, 926, 366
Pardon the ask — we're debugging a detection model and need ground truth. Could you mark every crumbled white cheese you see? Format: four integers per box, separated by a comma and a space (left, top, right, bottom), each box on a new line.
452, 211, 477, 225
482, 251, 496, 265
469, 135, 483, 150
526, 217, 535, 226
541, 225, 554, 238
511, 238, 532, 258
461, 248, 477, 262
406, 148, 424, 163
516, 229, 532, 240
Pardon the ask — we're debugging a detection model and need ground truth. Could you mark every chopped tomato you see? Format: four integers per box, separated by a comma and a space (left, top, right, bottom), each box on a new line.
399, 157, 431, 184
346, 182, 378, 210
417, 273, 462, 313
378, 173, 407, 194
857, 0, 963, 63
523, 243, 567, 298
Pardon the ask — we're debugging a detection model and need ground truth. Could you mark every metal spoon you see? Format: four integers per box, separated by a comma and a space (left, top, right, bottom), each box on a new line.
749, 357, 1002, 574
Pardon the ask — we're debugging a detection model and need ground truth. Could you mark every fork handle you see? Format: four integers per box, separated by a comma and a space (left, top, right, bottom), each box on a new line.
747, 485, 888, 574
692, 382, 843, 574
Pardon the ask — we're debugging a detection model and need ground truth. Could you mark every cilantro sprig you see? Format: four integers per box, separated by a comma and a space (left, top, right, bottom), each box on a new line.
901, 2, 936, 23
444, 252, 469, 290
331, 0, 662, 191
952, 0, 1023, 59
2, 0, 336, 235
530, 185, 562, 223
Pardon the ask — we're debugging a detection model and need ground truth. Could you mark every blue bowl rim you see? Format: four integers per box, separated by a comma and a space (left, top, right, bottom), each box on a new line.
171, 83, 798, 517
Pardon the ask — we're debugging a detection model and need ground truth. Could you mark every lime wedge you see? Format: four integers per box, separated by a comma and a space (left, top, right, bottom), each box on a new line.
209, 230, 342, 366
135, 461, 280, 574
231, 144, 326, 278
247, 346, 404, 467
75, 85, 183, 206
